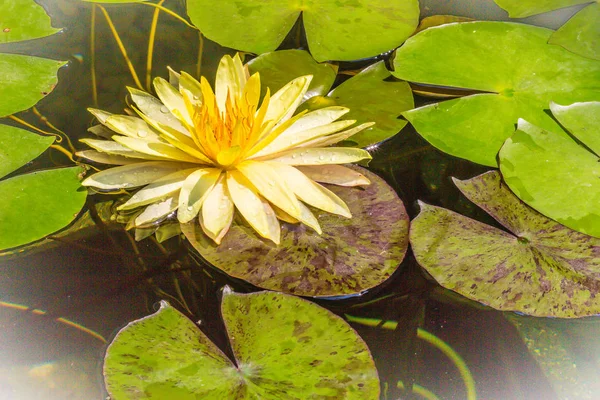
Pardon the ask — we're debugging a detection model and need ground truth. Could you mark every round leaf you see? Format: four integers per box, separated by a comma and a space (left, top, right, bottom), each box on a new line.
410, 170, 600, 318
392, 21, 600, 166
104, 291, 379, 399
0, 53, 65, 118
0, 0, 61, 43
0, 124, 54, 179
327, 61, 414, 148
186, 0, 419, 62
500, 116, 600, 238
549, 2, 600, 61
0, 166, 87, 250
492, 0, 590, 18
247, 50, 337, 101
182, 167, 408, 297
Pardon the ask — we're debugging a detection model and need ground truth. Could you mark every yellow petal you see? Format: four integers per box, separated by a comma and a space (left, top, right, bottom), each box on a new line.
147, 119, 213, 164
179, 71, 203, 102
88, 108, 113, 125
252, 119, 356, 158
88, 124, 114, 139
118, 168, 196, 211
297, 165, 371, 187
235, 160, 300, 216
215, 54, 247, 112
134, 194, 179, 227
104, 115, 161, 141
112, 136, 203, 163
245, 109, 308, 158
155, 223, 181, 243
199, 176, 234, 243
153, 77, 193, 126
242, 72, 261, 109
177, 168, 222, 223
216, 145, 241, 167
265, 75, 312, 127
265, 162, 351, 217
299, 122, 375, 148
266, 147, 372, 165
226, 170, 280, 244
271, 204, 300, 224
80, 138, 168, 161
76, 150, 138, 165
127, 87, 187, 134
82, 161, 189, 189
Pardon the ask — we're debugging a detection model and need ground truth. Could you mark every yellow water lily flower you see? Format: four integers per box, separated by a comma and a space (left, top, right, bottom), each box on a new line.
79, 54, 374, 244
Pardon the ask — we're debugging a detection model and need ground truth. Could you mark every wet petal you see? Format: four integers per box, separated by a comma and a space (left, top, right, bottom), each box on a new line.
178, 168, 222, 223
179, 71, 203, 102
87, 124, 114, 139
153, 77, 193, 126
199, 176, 234, 244
82, 161, 190, 189
134, 194, 179, 227
215, 53, 247, 112
76, 150, 138, 165
88, 108, 113, 125
112, 136, 203, 163
299, 122, 375, 148
127, 87, 187, 134
265, 75, 312, 127
80, 138, 168, 161
266, 162, 351, 217
297, 165, 371, 187
265, 147, 372, 165
104, 115, 161, 141
226, 170, 280, 244
118, 168, 196, 211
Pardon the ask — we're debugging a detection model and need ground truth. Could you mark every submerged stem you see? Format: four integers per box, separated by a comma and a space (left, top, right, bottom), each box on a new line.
90, 5, 98, 107
146, 0, 165, 91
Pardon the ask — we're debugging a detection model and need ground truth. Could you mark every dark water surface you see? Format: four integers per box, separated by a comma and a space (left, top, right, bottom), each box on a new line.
1, 0, 599, 399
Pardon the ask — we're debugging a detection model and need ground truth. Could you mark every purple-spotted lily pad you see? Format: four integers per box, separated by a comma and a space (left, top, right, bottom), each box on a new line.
182, 167, 408, 297
410, 170, 600, 318
104, 289, 380, 399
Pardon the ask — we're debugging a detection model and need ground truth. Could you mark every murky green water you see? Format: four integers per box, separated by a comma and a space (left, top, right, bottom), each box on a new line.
1, 0, 598, 399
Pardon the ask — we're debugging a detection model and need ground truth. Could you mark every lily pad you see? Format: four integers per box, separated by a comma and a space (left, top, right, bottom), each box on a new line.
182, 166, 408, 297
493, 0, 591, 18
247, 50, 337, 101
392, 21, 600, 166
0, 166, 87, 250
0, 0, 61, 43
499, 103, 600, 238
186, 0, 420, 62
410, 170, 600, 318
104, 290, 380, 399
0, 124, 54, 179
0, 53, 65, 118
549, 2, 600, 60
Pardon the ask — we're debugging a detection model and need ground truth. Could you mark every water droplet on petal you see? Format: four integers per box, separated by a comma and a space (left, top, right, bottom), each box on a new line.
160, 105, 169, 113
319, 155, 324, 160
292, 154, 297, 159
187, 206, 193, 211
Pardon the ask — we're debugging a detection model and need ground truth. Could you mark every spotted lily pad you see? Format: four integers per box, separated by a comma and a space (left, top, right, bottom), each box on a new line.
186, 0, 419, 62
104, 290, 380, 399
410, 170, 600, 318
249, 52, 413, 148
549, 2, 600, 60
182, 167, 408, 297
499, 102, 600, 238
392, 21, 600, 166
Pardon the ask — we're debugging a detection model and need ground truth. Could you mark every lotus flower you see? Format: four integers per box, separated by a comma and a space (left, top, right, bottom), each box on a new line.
79, 54, 373, 244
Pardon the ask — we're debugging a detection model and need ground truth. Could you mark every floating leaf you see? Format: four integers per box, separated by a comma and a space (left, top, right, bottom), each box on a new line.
410, 170, 600, 318
0, 54, 65, 118
549, 2, 600, 61
247, 50, 337, 101
186, 0, 419, 62
182, 167, 408, 297
0, 166, 87, 250
83, 0, 149, 3
493, 0, 590, 18
104, 291, 379, 399
0, 125, 54, 179
415, 15, 474, 33
392, 21, 600, 166
327, 61, 413, 148
499, 103, 600, 238
0, 0, 61, 43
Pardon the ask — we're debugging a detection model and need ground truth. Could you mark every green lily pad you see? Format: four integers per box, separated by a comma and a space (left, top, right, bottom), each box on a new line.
182, 167, 408, 297
410, 170, 600, 318
0, 0, 61, 43
186, 0, 419, 62
493, 0, 591, 18
549, 2, 600, 61
499, 103, 600, 238
327, 61, 414, 148
104, 290, 380, 399
83, 0, 148, 3
392, 21, 600, 166
0, 166, 87, 251
247, 50, 337, 101
0, 124, 54, 179
0, 53, 65, 118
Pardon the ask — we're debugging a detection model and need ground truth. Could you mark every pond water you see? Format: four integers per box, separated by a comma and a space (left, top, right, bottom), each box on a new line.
1, 0, 599, 399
